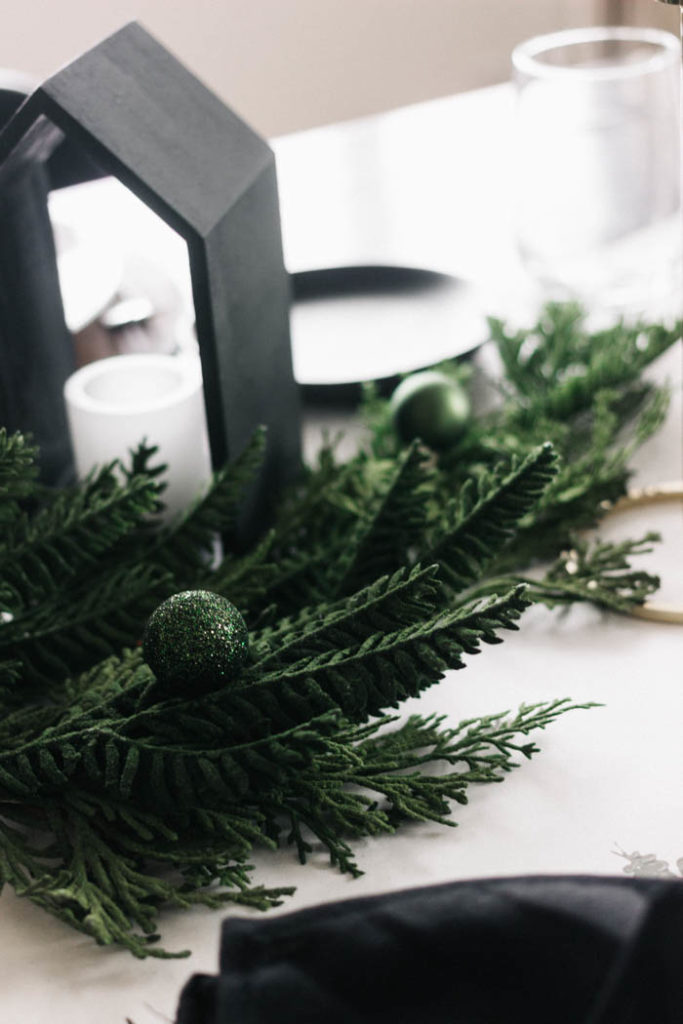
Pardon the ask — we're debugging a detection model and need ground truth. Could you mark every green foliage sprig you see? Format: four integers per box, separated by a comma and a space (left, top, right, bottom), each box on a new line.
0, 303, 677, 956
363, 302, 679, 585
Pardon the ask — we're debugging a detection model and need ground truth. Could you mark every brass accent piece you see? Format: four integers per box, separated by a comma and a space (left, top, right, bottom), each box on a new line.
609, 480, 683, 511
605, 482, 683, 624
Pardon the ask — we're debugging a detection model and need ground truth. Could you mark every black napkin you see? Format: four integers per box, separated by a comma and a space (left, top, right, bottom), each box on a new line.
176, 875, 683, 1024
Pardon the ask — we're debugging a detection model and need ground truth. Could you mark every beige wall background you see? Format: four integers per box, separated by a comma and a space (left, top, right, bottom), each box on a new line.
0, 1, 677, 136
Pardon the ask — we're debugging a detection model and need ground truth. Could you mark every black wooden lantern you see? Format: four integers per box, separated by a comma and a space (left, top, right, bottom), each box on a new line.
0, 22, 300, 531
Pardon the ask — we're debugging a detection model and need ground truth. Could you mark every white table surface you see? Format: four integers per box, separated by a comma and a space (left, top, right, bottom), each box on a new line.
275, 85, 520, 283
5, 84, 683, 1023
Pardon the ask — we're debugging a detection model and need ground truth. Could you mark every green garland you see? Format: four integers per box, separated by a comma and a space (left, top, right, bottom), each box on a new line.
0, 302, 678, 957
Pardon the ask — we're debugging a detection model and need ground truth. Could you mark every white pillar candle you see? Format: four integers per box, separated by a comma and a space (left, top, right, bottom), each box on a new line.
64, 353, 212, 522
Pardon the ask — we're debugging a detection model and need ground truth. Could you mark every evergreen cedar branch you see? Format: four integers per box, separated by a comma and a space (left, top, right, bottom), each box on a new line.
0, 303, 678, 956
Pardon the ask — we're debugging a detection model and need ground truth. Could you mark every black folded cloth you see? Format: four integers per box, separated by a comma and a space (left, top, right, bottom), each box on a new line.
176, 875, 683, 1024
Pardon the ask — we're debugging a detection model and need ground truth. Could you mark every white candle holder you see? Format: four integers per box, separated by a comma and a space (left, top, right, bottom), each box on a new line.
64, 353, 212, 522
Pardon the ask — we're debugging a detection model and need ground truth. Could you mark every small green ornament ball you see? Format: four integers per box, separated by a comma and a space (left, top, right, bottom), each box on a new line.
143, 590, 249, 692
390, 370, 470, 449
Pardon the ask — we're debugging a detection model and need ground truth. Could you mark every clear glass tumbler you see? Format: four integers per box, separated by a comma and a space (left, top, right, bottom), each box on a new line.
512, 26, 680, 317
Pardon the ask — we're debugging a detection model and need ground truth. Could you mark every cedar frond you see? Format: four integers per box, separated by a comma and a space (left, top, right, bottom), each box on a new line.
489, 303, 680, 422
421, 445, 558, 591
229, 585, 530, 729
335, 441, 434, 594
267, 699, 593, 876
0, 466, 158, 610
528, 533, 661, 612
0, 563, 170, 689
250, 563, 442, 667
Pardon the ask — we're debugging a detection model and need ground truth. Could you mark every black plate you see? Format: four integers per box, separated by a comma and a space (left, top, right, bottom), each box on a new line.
289, 265, 485, 403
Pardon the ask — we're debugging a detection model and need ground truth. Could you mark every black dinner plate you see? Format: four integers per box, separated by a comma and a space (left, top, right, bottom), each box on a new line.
289, 264, 486, 403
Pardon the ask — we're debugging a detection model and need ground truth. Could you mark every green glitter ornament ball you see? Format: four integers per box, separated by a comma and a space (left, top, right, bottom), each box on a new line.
390, 370, 470, 449
143, 590, 249, 693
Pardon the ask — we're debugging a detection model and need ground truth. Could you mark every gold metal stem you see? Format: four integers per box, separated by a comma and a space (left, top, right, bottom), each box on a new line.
604, 482, 683, 623
608, 480, 683, 511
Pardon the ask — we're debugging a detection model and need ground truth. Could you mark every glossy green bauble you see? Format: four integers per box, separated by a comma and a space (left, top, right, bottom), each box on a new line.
390, 371, 470, 449
143, 590, 249, 692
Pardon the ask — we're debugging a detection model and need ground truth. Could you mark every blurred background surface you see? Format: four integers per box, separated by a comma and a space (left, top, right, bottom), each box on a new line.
2, 1, 678, 136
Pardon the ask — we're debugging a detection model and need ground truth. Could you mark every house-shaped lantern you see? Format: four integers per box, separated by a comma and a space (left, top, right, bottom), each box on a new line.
0, 21, 300, 531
